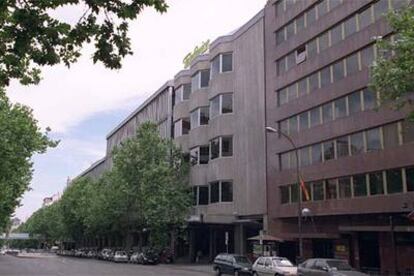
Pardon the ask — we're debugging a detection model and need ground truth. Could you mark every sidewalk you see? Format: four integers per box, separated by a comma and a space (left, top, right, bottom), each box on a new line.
161, 264, 213, 274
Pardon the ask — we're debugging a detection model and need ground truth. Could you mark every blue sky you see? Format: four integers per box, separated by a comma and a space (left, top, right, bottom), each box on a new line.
7, 0, 267, 221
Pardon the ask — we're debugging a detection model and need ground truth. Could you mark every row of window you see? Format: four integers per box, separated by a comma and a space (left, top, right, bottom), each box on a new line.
174, 94, 233, 137
193, 181, 233, 205
275, 0, 343, 46
278, 43, 375, 106
276, 0, 407, 75
190, 136, 233, 165
280, 166, 414, 204
174, 83, 191, 105
280, 120, 414, 170
279, 88, 377, 136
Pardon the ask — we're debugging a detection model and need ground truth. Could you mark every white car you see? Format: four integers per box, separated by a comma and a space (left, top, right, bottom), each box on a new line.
113, 251, 129, 263
253, 256, 297, 276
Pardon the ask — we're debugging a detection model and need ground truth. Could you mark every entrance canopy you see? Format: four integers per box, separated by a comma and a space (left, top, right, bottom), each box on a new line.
248, 234, 284, 243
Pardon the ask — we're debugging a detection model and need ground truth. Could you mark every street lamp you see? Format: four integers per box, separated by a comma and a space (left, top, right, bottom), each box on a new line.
266, 126, 303, 263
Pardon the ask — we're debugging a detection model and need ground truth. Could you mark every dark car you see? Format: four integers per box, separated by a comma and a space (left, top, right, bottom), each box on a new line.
298, 258, 368, 276
213, 253, 252, 275
137, 248, 159, 265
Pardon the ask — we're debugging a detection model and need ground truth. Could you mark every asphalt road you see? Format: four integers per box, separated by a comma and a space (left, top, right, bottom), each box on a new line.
0, 254, 213, 276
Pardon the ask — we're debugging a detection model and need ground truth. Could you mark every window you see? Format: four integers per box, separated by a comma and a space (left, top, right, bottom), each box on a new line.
280, 120, 288, 134
287, 52, 296, 70
383, 123, 399, 148
330, 0, 342, 9
281, 186, 290, 204
302, 182, 312, 202
307, 38, 318, 58
359, 6, 373, 30
330, 24, 343, 46
317, 0, 328, 18
222, 94, 233, 114
289, 116, 298, 134
278, 89, 288, 106
402, 120, 414, 143
350, 132, 364, 155
307, 6, 317, 26
296, 15, 305, 33
309, 72, 319, 91
322, 102, 333, 123
198, 186, 209, 205
353, 174, 367, 197
361, 45, 375, 68
299, 112, 309, 131
210, 182, 219, 203
291, 185, 299, 203
334, 97, 347, 119
286, 22, 295, 39
319, 32, 329, 53
336, 136, 350, 157
366, 128, 381, 152
287, 84, 297, 101
222, 53, 233, 72
406, 167, 414, 192
190, 109, 199, 129
190, 147, 199, 166
277, 58, 286, 75
175, 84, 190, 105
199, 146, 209, 164
221, 181, 233, 202
210, 95, 220, 118
311, 143, 323, 164
344, 15, 357, 37
363, 88, 377, 110
192, 187, 197, 205
325, 179, 337, 199
323, 140, 335, 161
348, 91, 362, 114
211, 55, 220, 77
313, 181, 324, 201
174, 118, 190, 137
338, 177, 352, 198
320, 67, 331, 87
221, 136, 233, 157
374, 0, 389, 21
300, 147, 310, 167
387, 169, 403, 194
276, 29, 286, 45
369, 172, 384, 195
191, 73, 200, 92
346, 53, 359, 76
275, 0, 285, 16
332, 61, 344, 82
200, 107, 209, 125
210, 138, 220, 159
200, 69, 210, 88
298, 78, 308, 97
310, 107, 321, 127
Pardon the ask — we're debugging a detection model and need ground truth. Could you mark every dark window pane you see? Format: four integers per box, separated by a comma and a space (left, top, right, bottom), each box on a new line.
276, 29, 286, 45
359, 7, 373, 30
291, 184, 299, 203
311, 143, 323, 164
210, 96, 220, 118
191, 73, 200, 92
313, 181, 324, 201
344, 15, 357, 37
192, 187, 197, 205
374, 0, 390, 21
363, 88, 377, 110
222, 53, 233, 72
361, 45, 374, 68
309, 73, 319, 91
319, 32, 329, 52
198, 186, 209, 205
190, 147, 199, 166
317, 0, 328, 18
320, 67, 331, 87
200, 69, 210, 87
299, 112, 309, 131
350, 132, 364, 155
310, 108, 321, 127
210, 138, 220, 159
222, 94, 233, 114
221, 182, 233, 202
200, 146, 209, 164
211, 55, 220, 78
323, 140, 335, 161
402, 120, 414, 144
200, 107, 209, 125
300, 147, 310, 167
296, 15, 305, 33
406, 167, 414, 192
325, 179, 338, 200
334, 97, 347, 119
221, 136, 233, 157
339, 177, 352, 198
353, 174, 367, 197
190, 109, 199, 129
286, 22, 295, 39
307, 38, 318, 58
210, 182, 219, 203
366, 128, 381, 152
281, 186, 290, 204
277, 58, 286, 75
383, 123, 399, 148
279, 88, 288, 105
348, 91, 362, 114
386, 169, 403, 194
330, 24, 343, 46
307, 6, 317, 26
336, 136, 350, 157
275, 0, 285, 16
287, 52, 296, 70
346, 53, 360, 76
332, 61, 344, 82
322, 102, 333, 123
287, 84, 298, 101
289, 116, 298, 134
298, 78, 308, 97
182, 118, 190, 135
369, 172, 384, 195
183, 83, 191, 99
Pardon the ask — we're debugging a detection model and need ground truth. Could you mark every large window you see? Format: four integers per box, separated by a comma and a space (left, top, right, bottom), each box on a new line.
190, 107, 209, 129
334, 97, 347, 119
210, 182, 220, 203
386, 169, 403, 194
383, 123, 399, 148
338, 177, 352, 198
325, 179, 337, 200
210, 136, 233, 159
406, 167, 414, 192
353, 174, 367, 197
210, 94, 233, 118
211, 53, 233, 78
311, 143, 322, 164
336, 136, 349, 157
369, 172, 384, 195
198, 186, 209, 205
350, 132, 364, 155
366, 128, 381, 152
175, 83, 191, 105
313, 181, 324, 201
190, 145, 209, 166
191, 69, 210, 92
323, 140, 335, 161
209, 181, 233, 203
174, 118, 190, 137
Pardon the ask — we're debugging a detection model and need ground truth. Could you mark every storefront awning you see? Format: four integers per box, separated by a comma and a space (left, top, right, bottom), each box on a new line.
248, 234, 284, 242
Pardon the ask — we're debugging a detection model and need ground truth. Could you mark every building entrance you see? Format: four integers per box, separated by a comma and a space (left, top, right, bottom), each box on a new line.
358, 232, 380, 272
312, 239, 334, 258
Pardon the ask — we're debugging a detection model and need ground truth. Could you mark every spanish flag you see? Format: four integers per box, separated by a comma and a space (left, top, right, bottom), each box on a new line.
300, 175, 310, 201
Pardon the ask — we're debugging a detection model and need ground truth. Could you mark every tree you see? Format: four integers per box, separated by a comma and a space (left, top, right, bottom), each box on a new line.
0, 0, 168, 86
0, 88, 57, 229
370, 6, 414, 121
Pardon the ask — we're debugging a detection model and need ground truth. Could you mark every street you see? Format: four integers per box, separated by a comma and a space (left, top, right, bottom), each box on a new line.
0, 254, 212, 276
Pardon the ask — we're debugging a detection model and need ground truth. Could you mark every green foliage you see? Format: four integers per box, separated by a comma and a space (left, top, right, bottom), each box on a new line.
183, 40, 210, 68
0, 0, 168, 86
370, 6, 414, 121
0, 88, 57, 229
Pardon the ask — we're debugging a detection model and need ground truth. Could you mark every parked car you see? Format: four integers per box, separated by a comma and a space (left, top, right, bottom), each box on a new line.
137, 248, 159, 265
101, 249, 112, 260
298, 258, 368, 276
213, 253, 253, 275
159, 247, 174, 264
113, 251, 129, 263
253, 256, 297, 276
130, 252, 140, 263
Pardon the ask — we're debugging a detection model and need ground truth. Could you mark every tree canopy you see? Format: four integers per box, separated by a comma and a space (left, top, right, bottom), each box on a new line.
0, 0, 168, 86
370, 6, 414, 120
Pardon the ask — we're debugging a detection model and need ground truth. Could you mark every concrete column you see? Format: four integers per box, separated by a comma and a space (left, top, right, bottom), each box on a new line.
234, 224, 245, 254
209, 227, 214, 261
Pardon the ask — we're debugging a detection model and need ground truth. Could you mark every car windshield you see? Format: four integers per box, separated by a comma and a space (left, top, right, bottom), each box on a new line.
326, 260, 353, 271
234, 256, 251, 264
273, 258, 294, 267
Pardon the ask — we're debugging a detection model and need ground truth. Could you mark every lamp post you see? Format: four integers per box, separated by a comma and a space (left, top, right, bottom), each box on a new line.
266, 126, 303, 263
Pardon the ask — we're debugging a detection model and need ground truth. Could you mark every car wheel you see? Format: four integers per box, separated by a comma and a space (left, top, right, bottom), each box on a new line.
252, 272, 258, 276
215, 268, 221, 276
234, 270, 239, 276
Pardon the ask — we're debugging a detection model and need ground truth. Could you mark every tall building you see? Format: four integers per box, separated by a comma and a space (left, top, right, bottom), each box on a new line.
264, 0, 414, 273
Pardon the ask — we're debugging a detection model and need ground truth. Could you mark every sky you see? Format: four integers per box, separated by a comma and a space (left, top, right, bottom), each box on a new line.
6, 0, 268, 221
